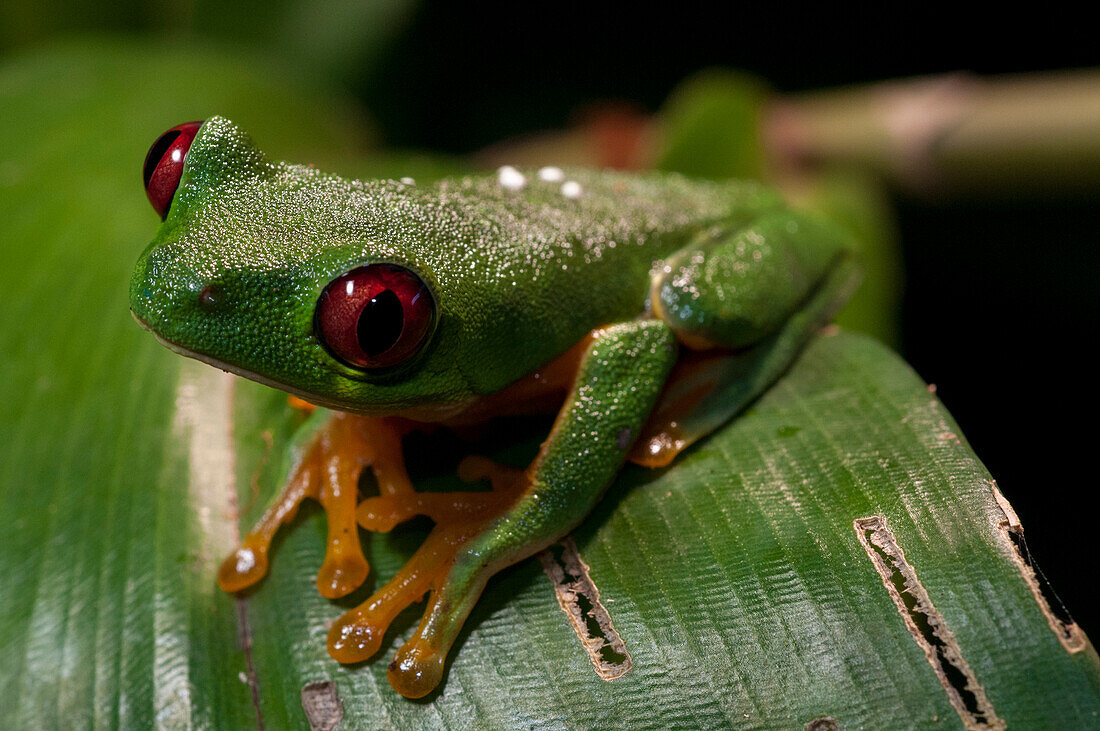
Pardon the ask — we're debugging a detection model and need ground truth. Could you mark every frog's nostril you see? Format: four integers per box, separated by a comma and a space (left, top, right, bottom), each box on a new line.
198, 282, 223, 311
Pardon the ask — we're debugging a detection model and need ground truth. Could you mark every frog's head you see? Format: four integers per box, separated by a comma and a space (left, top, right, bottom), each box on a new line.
130, 116, 474, 416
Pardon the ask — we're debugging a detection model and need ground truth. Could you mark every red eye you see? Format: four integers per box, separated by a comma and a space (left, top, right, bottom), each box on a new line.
316, 264, 436, 370
143, 120, 203, 220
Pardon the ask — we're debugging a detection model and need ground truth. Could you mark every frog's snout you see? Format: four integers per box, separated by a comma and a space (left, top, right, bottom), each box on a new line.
128, 254, 160, 330
129, 247, 227, 346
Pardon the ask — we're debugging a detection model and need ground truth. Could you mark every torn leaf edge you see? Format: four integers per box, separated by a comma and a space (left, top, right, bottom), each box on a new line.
988, 481, 1087, 654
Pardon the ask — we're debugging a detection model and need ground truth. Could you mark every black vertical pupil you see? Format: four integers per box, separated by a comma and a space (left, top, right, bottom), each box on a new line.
356, 289, 403, 356
143, 130, 181, 188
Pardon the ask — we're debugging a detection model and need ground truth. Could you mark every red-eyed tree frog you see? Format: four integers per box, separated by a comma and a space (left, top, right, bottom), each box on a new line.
131, 117, 858, 698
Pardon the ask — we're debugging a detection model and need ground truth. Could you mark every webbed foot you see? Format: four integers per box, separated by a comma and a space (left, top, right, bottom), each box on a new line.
327, 456, 527, 696
218, 412, 413, 599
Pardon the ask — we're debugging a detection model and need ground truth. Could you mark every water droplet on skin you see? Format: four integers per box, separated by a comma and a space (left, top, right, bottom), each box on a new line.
497, 165, 527, 191
561, 180, 583, 199
538, 166, 565, 182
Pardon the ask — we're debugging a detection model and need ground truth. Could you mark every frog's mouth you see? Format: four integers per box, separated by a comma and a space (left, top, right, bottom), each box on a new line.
130, 308, 339, 410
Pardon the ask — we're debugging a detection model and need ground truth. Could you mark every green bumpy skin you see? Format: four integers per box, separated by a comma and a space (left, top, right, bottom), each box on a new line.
130, 117, 783, 414
131, 116, 856, 698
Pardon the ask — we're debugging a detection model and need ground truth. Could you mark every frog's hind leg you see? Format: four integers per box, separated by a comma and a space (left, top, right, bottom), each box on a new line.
218, 410, 414, 599
634, 211, 860, 467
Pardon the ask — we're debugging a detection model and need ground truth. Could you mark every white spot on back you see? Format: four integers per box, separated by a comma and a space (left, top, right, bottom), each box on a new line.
497, 165, 527, 191
538, 166, 565, 182
561, 180, 583, 199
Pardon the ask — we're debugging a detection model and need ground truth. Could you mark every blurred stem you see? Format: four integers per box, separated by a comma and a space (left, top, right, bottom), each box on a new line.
766, 70, 1100, 196
478, 69, 1100, 199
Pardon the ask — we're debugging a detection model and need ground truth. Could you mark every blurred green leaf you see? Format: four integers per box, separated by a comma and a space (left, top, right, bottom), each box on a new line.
795, 170, 904, 347
1, 0, 418, 84
656, 69, 769, 180
3, 38, 1098, 729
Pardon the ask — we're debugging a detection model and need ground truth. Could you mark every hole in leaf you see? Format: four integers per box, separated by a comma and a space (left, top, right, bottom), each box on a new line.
301, 680, 343, 731
854, 517, 1004, 730
1006, 530, 1076, 628
539, 537, 632, 680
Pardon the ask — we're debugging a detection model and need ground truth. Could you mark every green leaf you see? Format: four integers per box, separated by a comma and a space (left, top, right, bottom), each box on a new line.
3, 39, 1098, 729
231, 331, 1100, 728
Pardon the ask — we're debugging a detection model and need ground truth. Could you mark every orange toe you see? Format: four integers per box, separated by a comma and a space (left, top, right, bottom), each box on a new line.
217, 538, 269, 593
316, 551, 369, 599
328, 608, 388, 663
388, 639, 446, 699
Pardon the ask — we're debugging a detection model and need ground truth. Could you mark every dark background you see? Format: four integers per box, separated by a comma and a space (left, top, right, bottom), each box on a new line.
357, 3, 1100, 635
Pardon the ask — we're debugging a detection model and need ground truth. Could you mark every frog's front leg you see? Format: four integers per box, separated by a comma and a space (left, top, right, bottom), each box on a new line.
218, 409, 414, 599
327, 320, 678, 698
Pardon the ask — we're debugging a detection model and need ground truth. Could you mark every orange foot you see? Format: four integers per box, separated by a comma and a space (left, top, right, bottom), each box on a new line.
217, 413, 414, 599
327, 456, 527, 697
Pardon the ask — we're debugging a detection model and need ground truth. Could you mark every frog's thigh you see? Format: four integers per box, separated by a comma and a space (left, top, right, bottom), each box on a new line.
636, 217, 859, 467
652, 210, 844, 350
